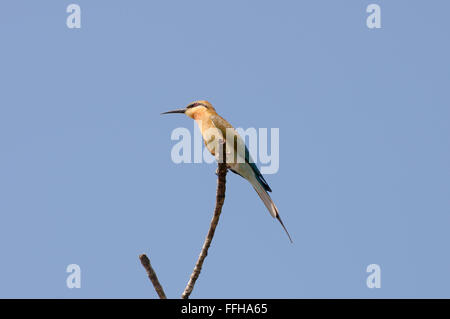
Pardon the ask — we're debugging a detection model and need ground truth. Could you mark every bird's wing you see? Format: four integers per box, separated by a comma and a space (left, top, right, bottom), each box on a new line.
209, 114, 233, 131
210, 114, 272, 193
244, 144, 272, 192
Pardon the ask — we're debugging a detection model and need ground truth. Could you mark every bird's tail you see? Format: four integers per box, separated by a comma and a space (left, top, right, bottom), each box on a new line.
250, 176, 293, 243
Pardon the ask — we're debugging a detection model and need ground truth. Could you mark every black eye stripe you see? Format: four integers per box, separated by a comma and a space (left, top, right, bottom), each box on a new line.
187, 103, 203, 109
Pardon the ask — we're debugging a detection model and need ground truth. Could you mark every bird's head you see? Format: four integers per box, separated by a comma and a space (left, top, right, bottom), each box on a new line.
161, 100, 215, 119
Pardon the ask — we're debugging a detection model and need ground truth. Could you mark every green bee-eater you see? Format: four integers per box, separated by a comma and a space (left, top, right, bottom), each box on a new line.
162, 100, 292, 243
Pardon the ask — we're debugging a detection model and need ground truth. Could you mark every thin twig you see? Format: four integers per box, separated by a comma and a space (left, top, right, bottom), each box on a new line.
139, 254, 167, 299
181, 141, 228, 299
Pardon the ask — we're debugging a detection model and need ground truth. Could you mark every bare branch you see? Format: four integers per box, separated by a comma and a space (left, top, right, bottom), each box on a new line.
182, 141, 228, 299
140, 141, 227, 299
139, 254, 167, 299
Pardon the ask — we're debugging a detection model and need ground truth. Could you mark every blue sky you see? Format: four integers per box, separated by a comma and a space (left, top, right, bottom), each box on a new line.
0, 0, 449, 298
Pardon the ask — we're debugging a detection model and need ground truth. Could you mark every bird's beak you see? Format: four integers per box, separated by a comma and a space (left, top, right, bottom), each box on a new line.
161, 108, 186, 115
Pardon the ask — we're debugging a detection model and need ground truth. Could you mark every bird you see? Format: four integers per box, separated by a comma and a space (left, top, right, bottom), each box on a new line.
162, 100, 292, 243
